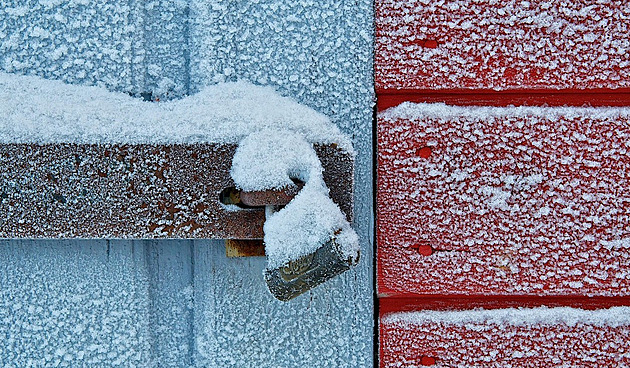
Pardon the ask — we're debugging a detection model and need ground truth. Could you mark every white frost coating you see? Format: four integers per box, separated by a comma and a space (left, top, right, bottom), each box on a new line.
602, 238, 630, 250
0, 72, 352, 151
382, 102, 630, 122
232, 129, 359, 269
383, 307, 630, 328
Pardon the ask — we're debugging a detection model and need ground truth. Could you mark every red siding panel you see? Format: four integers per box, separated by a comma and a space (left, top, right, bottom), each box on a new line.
376, 0, 630, 91
377, 104, 630, 297
380, 307, 630, 368
376, 1, 630, 366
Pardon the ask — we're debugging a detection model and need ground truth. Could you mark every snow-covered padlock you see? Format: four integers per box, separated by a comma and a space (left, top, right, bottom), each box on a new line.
231, 129, 360, 301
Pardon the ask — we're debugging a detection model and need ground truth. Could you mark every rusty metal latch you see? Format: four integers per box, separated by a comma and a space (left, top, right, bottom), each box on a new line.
0, 139, 357, 301
228, 129, 360, 301
0, 143, 352, 238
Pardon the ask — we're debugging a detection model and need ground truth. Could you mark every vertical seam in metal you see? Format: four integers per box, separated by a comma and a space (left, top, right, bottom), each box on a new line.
183, 0, 192, 95
188, 239, 196, 366
372, 94, 380, 368
143, 240, 158, 364
371, 0, 380, 364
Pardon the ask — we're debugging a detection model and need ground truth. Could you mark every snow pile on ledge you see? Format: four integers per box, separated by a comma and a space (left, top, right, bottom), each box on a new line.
232, 129, 359, 269
231, 129, 323, 192
0, 72, 352, 151
383, 307, 630, 327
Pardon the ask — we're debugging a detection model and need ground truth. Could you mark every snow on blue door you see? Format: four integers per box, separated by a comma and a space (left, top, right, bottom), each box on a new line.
0, 1, 374, 367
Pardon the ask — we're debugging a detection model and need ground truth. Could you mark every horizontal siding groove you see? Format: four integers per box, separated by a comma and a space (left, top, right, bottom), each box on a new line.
376, 88, 630, 110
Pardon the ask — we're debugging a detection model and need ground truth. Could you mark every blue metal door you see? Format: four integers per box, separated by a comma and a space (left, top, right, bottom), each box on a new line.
0, 1, 374, 366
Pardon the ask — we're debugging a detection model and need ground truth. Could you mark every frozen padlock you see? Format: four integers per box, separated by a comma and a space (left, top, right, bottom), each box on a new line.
262, 206, 360, 301
232, 129, 360, 301
263, 234, 360, 301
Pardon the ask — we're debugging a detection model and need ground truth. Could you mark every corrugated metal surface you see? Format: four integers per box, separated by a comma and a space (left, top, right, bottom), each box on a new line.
0, 1, 374, 366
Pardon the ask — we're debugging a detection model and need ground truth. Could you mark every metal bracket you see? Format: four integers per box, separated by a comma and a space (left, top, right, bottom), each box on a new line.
0, 143, 353, 239
223, 184, 301, 257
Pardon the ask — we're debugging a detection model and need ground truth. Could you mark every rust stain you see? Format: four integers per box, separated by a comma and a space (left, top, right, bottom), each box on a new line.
194, 202, 209, 213
181, 220, 203, 232
154, 167, 165, 180
239, 182, 304, 207
225, 239, 265, 257
46, 172, 58, 184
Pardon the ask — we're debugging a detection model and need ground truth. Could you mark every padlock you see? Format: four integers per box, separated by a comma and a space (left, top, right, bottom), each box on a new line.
232, 129, 360, 301
263, 229, 360, 301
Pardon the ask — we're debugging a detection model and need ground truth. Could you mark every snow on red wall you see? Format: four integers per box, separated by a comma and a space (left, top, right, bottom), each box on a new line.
376, 0, 630, 366
381, 307, 630, 368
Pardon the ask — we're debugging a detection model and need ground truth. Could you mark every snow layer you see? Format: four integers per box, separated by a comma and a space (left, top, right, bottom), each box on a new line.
384, 306, 630, 327
232, 129, 359, 269
0, 72, 351, 150
376, 0, 630, 90
231, 129, 324, 192
378, 103, 630, 297
382, 102, 630, 123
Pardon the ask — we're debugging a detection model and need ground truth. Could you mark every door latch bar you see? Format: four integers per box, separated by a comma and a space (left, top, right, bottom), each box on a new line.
0, 143, 353, 239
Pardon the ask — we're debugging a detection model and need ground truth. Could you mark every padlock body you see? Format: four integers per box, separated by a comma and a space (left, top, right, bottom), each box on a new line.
264, 238, 359, 301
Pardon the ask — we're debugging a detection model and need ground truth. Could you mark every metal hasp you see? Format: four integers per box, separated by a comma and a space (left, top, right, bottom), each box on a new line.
0, 143, 353, 238
227, 152, 359, 300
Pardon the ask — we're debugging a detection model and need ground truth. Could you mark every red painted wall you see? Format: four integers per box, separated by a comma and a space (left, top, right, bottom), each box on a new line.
376, 1, 630, 366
